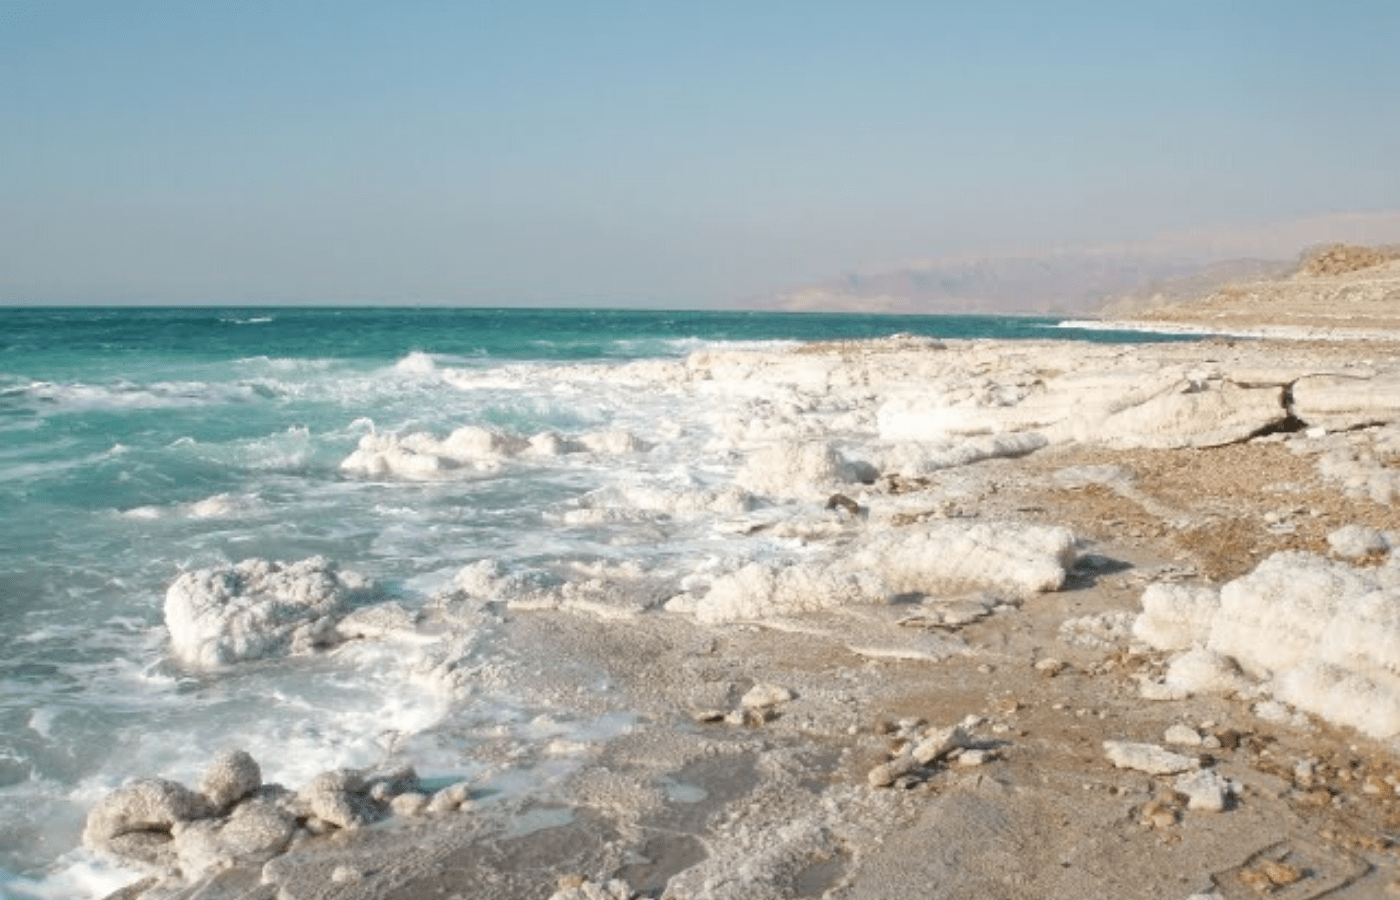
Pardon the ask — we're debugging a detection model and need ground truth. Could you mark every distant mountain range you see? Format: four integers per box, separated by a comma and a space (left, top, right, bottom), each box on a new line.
744, 210, 1400, 316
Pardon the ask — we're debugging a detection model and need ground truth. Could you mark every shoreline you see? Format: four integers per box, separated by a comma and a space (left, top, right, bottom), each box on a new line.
66, 330, 1400, 900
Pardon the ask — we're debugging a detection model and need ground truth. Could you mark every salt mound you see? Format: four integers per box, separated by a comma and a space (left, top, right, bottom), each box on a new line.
735, 440, 866, 499
853, 519, 1077, 597
1293, 373, 1400, 431
1083, 380, 1286, 450
694, 560, 887, 624
164, 557, 378, 668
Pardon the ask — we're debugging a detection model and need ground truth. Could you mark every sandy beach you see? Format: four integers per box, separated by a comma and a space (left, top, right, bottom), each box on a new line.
81, 259, 1400, 900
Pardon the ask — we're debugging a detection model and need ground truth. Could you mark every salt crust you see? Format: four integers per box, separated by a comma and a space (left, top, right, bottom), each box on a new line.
1136, 551, 1400, 739
163, 557, 380, 668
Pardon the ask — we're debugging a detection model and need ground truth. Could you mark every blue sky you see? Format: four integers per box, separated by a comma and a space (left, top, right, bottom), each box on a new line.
2, 0, 1398, 305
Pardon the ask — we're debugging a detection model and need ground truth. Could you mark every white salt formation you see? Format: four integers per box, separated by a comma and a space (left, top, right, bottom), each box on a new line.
1135, 550, 1400, 739
163, 557, 378, 668
852, 519, 1077, 597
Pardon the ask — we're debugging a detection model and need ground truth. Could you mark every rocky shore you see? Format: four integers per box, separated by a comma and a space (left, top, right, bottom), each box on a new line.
84, 264, 1400, 899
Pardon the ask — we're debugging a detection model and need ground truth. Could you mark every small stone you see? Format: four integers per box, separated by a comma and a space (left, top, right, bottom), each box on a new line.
1175, 769, 1231, 812
331, 866, 363, 884
740, 683, 794, 710
691, 709, 726, 723
1104, 741, 1198, 775
390, 792, 429, 817
912, 725, 972, 765
1140, 799, 1176, 829
957, 749, 991, 767
868, 754, 918, 788
1035, 658, 1066, 677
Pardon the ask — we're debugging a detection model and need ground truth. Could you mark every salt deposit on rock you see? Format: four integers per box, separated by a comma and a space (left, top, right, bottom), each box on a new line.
853, 519, 1077, 597
334, 601, 426, 642
1102, 741, 1198, 775
198, 750, 261, 813
1080, 380, 1287, 450
83, 778, 212, 869
163, 557, 378, 668
694, 560, 886, 625
1132, 584, 1221, 651
735, 440, 867, 499
172, 793, 297, 881
1292, 372, 1400, 430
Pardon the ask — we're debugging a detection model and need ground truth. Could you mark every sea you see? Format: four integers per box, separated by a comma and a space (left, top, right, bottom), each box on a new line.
0, 307, 1193, 898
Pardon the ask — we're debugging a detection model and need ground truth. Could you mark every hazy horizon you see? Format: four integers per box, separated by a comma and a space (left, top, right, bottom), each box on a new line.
3, 1, 1399, 308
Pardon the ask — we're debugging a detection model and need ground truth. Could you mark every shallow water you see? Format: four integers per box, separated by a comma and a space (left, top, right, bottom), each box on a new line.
0, 307, 1190, 897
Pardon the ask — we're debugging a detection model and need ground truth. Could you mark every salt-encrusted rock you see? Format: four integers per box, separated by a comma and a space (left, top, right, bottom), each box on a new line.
735, 440, 865, 499
1293, 373, 1400, 431
853, 519, 1077, 597
911, 724, 973, 765
1133, 583, 1221, 651
164, 557, 378, 668
1103, 741, 1198, 775
198, 749, 261, 813
1089, 381, 1287, 450
1163, 724, 1203, 747
425, 781, 471, 815
297, 769, 376, 830
740, 683, 794, 710
694, 560, 886, 624
1174, 769, 1232, 812
83, 778, 213, 868
340, 426, 529, 478
173, 794, 297, 880
1327, 524, 1389, 558
335, 601, 424, 641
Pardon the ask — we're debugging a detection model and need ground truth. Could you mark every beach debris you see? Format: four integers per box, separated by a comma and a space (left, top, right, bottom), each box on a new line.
1103, 741, 1198, 775
868, 722, 981, 788
1034, 657, 1067, 678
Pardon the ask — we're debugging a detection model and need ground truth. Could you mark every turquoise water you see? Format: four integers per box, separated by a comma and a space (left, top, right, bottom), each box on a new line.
0, 307, 1190, 896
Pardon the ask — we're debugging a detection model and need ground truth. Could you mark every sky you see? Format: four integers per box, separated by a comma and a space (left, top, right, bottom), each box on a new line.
2, 0, 1398, 306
